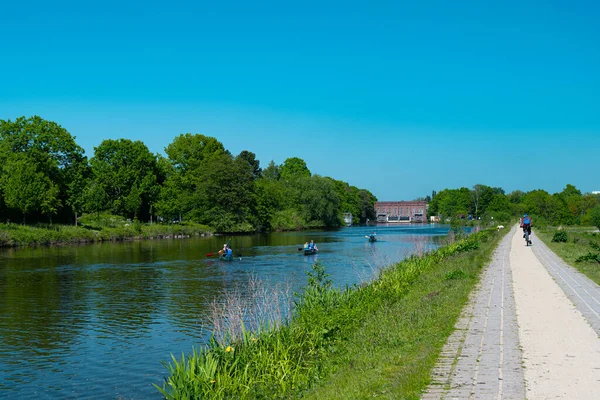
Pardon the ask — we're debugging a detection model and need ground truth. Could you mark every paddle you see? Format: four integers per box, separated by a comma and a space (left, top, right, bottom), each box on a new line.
207, 238, 232, 257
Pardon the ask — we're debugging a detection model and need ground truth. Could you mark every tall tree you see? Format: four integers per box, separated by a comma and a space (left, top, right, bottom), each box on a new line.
280, 157, 311, 181
89, 139, 161, 219
237, 150, 261, 179
2, 153, 60, 223
0, 116, 86, 223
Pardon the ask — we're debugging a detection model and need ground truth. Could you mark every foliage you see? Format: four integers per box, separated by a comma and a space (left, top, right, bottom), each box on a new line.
551, 230, 568, 243
1, 153, 61, 222
0, 218, 212, 247
0, 116, 86, 223
2, 116, 596, 234
589, 205, 600, 231
88, 139, 163, 220
575, 252, 600, 263
280, 157, 311, 181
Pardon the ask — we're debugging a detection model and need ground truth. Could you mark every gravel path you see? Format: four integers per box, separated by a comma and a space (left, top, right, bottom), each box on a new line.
423, 226, 600, 399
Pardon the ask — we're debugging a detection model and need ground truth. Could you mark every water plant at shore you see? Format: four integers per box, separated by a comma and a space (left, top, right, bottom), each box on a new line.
155, 228, 502, 399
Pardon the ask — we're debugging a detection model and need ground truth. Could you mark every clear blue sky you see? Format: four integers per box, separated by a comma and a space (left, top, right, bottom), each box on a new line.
1, 0, 599, 200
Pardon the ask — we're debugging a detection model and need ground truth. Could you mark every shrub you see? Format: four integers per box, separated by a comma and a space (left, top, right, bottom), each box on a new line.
552, 230, 568, 243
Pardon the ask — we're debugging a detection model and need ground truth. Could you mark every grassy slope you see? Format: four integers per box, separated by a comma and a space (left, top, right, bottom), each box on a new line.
535, 227, 600, 285
297, 230, 505, 399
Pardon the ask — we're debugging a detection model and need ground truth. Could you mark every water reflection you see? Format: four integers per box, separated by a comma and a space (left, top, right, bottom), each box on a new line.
0, 224, 453, 398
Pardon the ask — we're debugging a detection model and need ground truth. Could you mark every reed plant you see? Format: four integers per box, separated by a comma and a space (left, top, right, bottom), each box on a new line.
155, 228, 501, 399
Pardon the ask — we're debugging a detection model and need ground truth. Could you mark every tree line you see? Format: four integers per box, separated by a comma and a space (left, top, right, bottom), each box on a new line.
0, 116, 377, 232
428, 183, 600, 228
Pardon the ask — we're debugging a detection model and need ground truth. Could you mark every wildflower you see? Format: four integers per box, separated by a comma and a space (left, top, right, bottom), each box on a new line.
250, 337, 257, 342
210, 379, 216, 384
226, 346, 233, 352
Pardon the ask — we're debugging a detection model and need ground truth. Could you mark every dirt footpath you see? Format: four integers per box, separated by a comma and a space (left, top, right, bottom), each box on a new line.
423, 227, 600, 399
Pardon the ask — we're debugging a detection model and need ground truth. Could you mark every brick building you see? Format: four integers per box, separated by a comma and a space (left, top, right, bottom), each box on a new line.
374, 201, 427, 223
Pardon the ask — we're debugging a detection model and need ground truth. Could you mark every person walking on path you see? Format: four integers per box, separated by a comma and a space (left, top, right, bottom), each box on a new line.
423, 226, 600, 399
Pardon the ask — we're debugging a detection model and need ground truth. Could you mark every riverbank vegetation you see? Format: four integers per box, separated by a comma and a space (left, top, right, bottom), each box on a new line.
0, 116, 377, 236
155, 227, 504, 399
535, 226, 600, 285
0, 213, 212, 247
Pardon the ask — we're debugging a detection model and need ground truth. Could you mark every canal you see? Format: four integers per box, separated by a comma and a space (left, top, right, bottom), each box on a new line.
0, 224, 454, 399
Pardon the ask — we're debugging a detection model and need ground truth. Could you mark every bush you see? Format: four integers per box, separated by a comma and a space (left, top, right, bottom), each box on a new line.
552, 230, 568, 243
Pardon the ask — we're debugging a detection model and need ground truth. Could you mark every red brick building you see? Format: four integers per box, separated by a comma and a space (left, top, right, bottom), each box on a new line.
374, 201, 427, 223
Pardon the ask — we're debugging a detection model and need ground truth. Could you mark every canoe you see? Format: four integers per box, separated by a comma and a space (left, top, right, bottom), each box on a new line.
303, 248, 318, 255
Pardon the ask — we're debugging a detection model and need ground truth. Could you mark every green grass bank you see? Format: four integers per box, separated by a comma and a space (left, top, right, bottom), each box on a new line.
0, 213, 212, 247
535, 226, 600, 285
155, 227, 506, 399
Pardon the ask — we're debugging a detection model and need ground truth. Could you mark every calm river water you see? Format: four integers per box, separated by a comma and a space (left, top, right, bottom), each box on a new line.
0, 224, 453, 399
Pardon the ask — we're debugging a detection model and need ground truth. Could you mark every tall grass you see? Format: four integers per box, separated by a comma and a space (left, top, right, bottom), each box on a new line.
202, 275, 293, 347
155, 228, 500, 399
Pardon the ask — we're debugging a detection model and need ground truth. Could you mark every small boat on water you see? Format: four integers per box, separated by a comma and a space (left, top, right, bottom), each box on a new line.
220, 254, 234, 261
303, 248, 318, 256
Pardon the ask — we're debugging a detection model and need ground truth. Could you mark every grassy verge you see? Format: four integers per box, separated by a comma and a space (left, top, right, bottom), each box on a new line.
155, 228, 505, 399
535, 226, 600, 285
0, 215, 212, 247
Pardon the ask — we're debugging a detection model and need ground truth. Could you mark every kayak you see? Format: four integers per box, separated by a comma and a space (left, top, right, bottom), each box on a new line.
368, 236, 377, 242
303, 248, 318, 255
220, 254, 234, 261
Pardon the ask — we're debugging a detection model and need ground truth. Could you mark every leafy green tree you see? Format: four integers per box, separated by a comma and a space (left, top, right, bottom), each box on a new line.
280, 157, 311, 181
359, 189, 377, 222
2, 154, 60, 223
255, 178, 288, 230
559, 184, 581, 198
296, 176, 341, 227
508, 190, 525, 204
471, 184, 495, 217
588, 204, 600, 230
83, 180, 109, 221
486, 193, 510, 212
66, 159, 91, 226
262, 160, 281, 180
191, 152, 256, 229
165, 133, 227, 171
237, 150, 261, 179
158, 134, 228, 222
89, 139, 161, 220
579, 194, 600, 225
0, 116, 86, 223
429, 188, 471, 219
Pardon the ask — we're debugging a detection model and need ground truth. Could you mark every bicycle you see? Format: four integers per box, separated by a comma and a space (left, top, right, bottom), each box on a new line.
523, 228, 532, 246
